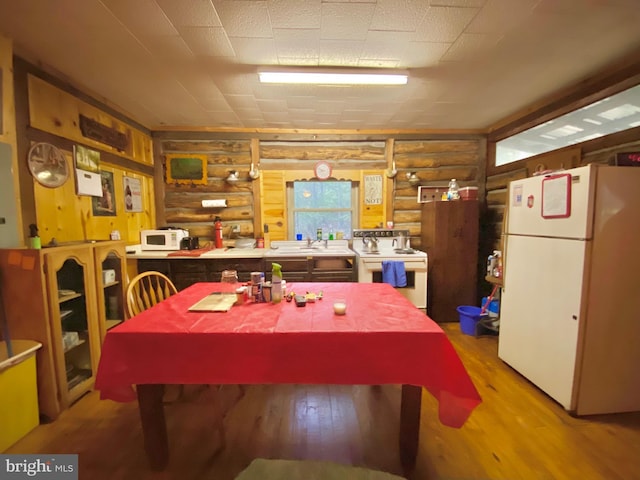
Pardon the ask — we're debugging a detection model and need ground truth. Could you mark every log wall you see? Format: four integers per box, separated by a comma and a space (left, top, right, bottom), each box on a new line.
156, 136, 486, 248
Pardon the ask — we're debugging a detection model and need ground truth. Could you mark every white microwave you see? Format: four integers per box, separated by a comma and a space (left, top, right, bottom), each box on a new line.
140, 229, 188, 251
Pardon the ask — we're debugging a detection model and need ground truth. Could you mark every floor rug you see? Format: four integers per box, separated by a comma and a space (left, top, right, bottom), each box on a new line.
234, 458, 407, 480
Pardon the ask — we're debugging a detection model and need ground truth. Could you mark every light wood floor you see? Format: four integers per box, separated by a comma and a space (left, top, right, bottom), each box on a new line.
6, 323, 640, 480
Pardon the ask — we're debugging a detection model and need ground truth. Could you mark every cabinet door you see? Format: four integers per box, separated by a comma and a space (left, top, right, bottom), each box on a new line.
93, 241, 127, 338
421, 201, 479, 322
171, 260, 207, 290
44, 246, 101, 408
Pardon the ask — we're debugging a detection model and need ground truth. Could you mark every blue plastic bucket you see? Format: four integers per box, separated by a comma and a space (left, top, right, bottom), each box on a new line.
481, 297, 500, 318
457, 305, 486, 336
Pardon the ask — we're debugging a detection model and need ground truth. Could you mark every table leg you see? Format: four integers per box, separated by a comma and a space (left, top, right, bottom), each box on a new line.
399, 384, 422, 474
137, 384, 169, 471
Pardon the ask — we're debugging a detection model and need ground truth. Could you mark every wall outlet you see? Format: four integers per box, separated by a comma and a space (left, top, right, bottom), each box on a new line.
202, 199, 227, 208
232, 224, 240, 233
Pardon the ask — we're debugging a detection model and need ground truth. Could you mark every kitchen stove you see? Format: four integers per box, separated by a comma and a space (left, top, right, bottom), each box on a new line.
352, 229, 428, 310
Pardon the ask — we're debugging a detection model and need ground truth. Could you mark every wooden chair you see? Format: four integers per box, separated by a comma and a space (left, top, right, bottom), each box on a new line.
125, 271, 243, 452
126, 271, 177, 318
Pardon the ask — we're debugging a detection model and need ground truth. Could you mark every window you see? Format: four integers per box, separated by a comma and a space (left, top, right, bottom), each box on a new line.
496, 83, 640, 166
287, 180, 357, 240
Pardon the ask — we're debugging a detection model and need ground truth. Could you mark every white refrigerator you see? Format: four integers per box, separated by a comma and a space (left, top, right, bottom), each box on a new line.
498, 164, 640, 415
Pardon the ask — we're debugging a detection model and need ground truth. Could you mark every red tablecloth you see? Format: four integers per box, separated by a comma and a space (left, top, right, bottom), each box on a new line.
95, 282, 481, 428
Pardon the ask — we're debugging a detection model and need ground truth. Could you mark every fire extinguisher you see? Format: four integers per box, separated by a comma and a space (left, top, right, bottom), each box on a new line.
214, 216, 224, 248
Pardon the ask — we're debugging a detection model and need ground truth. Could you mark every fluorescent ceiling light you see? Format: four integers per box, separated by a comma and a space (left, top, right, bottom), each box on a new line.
258, 70, 408, 86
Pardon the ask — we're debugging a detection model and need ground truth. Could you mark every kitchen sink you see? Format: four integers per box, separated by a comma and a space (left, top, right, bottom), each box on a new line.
266, 240, 354, 257
265, 248, 354, 257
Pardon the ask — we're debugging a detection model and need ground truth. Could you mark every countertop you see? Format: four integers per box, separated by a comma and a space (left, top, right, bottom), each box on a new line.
126, 240, 356, 260
126, 244, 265, 259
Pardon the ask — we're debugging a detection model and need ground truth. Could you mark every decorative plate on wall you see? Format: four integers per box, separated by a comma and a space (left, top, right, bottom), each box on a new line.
27, 142, 69, 188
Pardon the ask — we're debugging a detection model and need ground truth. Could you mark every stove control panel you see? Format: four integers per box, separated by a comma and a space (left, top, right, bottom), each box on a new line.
352, 229, 408, 238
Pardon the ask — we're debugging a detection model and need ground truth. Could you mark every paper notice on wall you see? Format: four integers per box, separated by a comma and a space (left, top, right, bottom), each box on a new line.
124, 176, 143, 212
76, 170, 102, 196
364, 174, 382, 205
74, 145, 102, 196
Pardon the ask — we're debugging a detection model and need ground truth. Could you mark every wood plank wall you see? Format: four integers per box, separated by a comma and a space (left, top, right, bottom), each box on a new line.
156, 136, 486, 248
21, 73, 155, 246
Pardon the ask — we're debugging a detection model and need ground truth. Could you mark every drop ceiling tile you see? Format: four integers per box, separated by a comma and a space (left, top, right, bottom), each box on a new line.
369, 0, 430, 32
276, 57, 321, 66
466, 0, 538, 34
441, 32, 502, 61
227, 36, 278, 64
286, 96, 323, 109
400, 41, 451, 67
273, 28, 320, 60
102, 0, 177, 36
414, 6, 479, 42
361, 30, 413, 62
267, 0, 322, 28
318, 39, 364, 65
213, 0, 273, 38
213, 72, 259, 95
139, 34, 194, 59
263, 111, 295, 122
256, 98, 289, 112
156, 0, 222, 27
320, 2, 376, 41
178, 27, 235, 56
430, 0, 486, 6
225, 95, 259, 109
358, 59, 401, 68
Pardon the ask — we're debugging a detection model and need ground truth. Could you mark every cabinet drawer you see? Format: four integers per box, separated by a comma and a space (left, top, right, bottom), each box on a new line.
137, 259, 170, 276
311, 272, 356, 282
170, 260, 206, 273
281, 272, 310, 282
313, 257, 354, 270
266, 258, 309, 272
173, 272, 208, 291
214, 259, 265, 273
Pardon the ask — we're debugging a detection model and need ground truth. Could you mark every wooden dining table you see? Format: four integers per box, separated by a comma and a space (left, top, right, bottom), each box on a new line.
95, 282, 481, 473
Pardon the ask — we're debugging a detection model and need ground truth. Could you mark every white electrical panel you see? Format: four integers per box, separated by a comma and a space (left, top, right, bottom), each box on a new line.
201, 199, 227, 208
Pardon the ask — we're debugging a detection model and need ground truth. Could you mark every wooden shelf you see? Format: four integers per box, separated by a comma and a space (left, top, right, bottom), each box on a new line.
103, 281, 120, 288
105, 319, 123, 330
63, 337, 86, 353
485, 275, 503, 286
59, 292, 82, 303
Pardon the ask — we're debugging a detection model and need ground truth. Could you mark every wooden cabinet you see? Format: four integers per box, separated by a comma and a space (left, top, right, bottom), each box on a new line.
46, 246, 101, 409
137, 258, 266, 290
265, 257, 311, 282
420, 201, 479, 323
93, 241, 127, 338
0, 244, 104, 420
137, 256, 356, 288
265, 256, 357, 282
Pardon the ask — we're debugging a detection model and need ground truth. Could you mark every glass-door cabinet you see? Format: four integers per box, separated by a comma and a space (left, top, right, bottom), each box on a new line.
93, 241, 127, 342
44, 246, 101, 409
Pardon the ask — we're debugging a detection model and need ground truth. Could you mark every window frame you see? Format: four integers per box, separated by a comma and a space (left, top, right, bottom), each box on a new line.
286, 179, 359, 240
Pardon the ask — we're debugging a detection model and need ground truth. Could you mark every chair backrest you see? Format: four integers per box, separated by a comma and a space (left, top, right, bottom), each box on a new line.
126, 271, 177, 318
